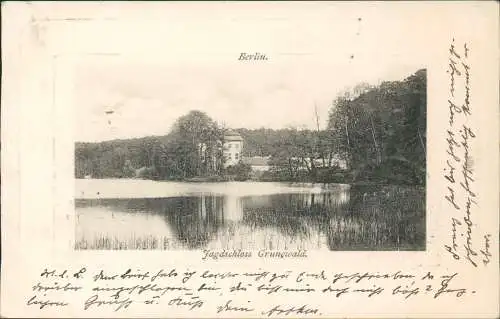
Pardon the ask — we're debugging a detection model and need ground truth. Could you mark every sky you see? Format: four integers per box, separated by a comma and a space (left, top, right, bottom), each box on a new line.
73, 3, 429, 142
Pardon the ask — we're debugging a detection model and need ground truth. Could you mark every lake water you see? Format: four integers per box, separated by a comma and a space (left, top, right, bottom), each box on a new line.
75, 179, 425, 251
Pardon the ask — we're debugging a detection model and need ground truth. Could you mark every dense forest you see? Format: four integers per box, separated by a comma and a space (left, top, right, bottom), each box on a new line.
75, 69, 426, 185
327, 69, 427, 185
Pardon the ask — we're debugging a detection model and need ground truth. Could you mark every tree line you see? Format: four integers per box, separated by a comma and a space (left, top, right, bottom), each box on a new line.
327, 69, 426, 185
76, 111, 226, 180
75, 69, 426, 185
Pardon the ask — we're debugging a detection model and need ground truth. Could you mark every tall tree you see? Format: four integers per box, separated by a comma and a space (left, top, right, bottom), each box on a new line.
168, 110, 223, 177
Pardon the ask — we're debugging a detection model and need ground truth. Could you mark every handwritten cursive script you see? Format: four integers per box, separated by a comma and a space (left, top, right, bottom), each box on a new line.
443, 39, 488, 267
25, 266, 476, 316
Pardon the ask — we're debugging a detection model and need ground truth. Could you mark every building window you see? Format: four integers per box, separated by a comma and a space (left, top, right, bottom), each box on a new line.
235, 153, 239, 160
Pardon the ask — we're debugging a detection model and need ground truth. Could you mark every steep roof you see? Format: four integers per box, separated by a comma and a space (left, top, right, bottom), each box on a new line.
224, 130, 244, 141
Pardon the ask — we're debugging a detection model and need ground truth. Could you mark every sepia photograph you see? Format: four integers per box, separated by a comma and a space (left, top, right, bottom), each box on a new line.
2, 2, 499, 318
73, 58, 426, 252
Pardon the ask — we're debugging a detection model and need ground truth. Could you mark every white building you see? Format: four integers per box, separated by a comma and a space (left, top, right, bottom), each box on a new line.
223, 131, 244, 167
242, 156, 271, 172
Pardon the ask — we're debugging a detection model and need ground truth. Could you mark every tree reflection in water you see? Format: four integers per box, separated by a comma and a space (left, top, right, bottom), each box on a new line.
75, 185, 425, 250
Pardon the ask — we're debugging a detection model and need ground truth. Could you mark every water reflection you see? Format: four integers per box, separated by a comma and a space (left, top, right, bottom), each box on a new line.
75, 185, 425, 251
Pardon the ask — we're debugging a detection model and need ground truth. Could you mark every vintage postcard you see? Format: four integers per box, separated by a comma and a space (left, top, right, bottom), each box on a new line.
1, 1, 499, 318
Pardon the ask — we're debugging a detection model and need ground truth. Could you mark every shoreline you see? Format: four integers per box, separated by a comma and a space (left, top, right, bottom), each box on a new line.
76, 176, 424, 187
74, 178, 423, 200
